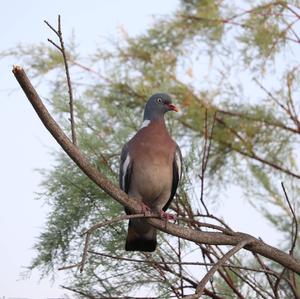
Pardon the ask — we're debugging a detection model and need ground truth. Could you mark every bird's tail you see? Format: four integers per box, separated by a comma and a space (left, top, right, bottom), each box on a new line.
125, 219, 157, 252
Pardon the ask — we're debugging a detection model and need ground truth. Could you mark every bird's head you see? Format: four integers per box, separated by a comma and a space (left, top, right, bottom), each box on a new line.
143, 93, 179, 121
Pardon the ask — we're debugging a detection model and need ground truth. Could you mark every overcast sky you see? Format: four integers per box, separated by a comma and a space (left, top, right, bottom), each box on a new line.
0, 1, 281, 298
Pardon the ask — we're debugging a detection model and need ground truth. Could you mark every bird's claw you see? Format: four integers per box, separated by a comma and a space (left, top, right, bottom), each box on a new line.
140, 202, 151, 215
159, 210, 177, 221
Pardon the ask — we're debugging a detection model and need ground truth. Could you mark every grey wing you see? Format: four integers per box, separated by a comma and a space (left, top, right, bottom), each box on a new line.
119, 143, 133, 194
163, 144, 182, 211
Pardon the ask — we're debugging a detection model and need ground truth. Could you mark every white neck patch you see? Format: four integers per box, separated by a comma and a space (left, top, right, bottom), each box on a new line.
141, 119, 150, 129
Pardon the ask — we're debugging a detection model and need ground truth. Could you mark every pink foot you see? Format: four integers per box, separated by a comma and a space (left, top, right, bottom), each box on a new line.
140, 202, 151, 215
159, 210, 177, 221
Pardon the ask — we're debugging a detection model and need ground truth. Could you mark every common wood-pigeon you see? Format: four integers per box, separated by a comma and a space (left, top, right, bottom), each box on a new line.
119, 93, 182, 252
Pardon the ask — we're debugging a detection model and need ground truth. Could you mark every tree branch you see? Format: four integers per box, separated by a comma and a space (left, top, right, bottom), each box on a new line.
199, 109, 216, 215
12, 65, 300, 275
44, 15, 77, 145
88, 250, 293, 276
59, 213, 160, 272
185, 239, 253, 299
281, 182, 298, 256
274, 182, 299, 296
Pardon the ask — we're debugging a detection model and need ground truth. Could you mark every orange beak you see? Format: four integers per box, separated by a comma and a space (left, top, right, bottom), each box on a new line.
167, 103, 179, 112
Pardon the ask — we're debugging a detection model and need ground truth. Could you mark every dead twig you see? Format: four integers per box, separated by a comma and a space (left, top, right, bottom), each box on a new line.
44, 15, 77, 145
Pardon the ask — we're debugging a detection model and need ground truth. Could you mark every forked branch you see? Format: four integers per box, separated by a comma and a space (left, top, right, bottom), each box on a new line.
44, 15, 77, 145
12, 65, 300, 275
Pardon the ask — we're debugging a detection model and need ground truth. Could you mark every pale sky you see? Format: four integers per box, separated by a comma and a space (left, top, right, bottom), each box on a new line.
1, 1, 281, 298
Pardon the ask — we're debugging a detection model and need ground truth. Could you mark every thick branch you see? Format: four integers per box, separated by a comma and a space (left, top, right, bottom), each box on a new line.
12, 65, 300, 275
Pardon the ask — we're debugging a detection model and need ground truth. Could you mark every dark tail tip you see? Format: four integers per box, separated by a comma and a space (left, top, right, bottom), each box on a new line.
125, 237, 157, 252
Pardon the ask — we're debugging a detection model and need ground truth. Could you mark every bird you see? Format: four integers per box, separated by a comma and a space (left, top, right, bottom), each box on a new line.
119, 93, 182, 252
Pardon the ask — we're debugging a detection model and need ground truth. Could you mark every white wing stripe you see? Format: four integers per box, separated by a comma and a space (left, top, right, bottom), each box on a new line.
122, 154, 131, 190
175, 150, 182, 179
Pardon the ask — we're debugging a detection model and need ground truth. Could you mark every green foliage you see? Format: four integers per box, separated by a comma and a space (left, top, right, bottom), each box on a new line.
2, 43, 77, 76
240, 2, 287, 60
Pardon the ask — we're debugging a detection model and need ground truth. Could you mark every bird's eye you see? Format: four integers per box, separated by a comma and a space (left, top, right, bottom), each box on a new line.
157, 98, 162, 103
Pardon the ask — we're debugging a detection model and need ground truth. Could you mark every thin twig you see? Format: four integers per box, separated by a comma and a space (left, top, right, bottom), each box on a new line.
198, 243, 246, 299
177, 216, 235, 235
199, 110, 217, 214
217, 108, 300, 134
195, 213, 233, 231
47, 38, 62, 52
274, 183, 299, 296
286, 70, 300, 131
62, 284, 158, 299
253, 252, 277, 296
229, 268, 273, 299
176, 201, 184, 297
199, 109, 209, 215
59, 213, 160, 272
203, 112, 217, 172
281, 182, 298, 256
192, 239, 253, 298
44, 15, 77, 145
181, 119, 300, 180
88, 250, 294, 276
254, 77, 297, 129
82, 213, 160, 236
61, 285, 98, 299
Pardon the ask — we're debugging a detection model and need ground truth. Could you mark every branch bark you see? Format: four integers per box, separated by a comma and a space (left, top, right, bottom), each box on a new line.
12, 65, 300, 276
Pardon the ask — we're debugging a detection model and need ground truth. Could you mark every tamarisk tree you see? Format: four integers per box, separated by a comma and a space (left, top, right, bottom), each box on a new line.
6, 0, 300, 298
